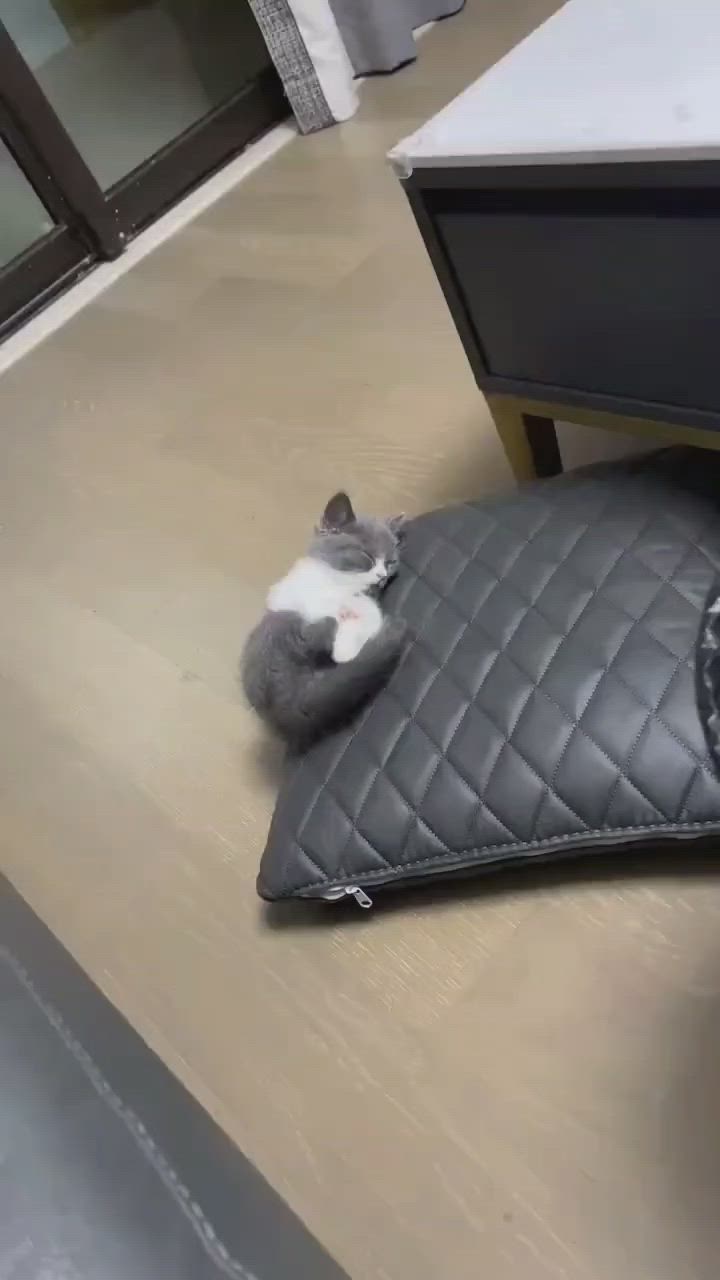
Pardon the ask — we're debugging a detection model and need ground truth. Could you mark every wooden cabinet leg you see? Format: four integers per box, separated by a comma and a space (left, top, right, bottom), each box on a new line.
487, 397, 563, 482
522, 413, 563, 478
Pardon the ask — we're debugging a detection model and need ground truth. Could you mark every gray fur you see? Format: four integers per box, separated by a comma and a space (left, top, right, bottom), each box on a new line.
241, 493, 407, 748
310, 491, 403, 578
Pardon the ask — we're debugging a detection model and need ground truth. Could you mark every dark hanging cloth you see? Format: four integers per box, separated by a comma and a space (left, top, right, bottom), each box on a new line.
696, 576, 720, 769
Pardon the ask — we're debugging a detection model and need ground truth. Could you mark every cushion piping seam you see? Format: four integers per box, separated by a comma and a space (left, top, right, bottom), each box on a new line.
270, 818, 720, 896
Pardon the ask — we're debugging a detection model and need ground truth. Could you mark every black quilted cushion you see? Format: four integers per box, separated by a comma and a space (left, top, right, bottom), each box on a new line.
258, 450, 720, 905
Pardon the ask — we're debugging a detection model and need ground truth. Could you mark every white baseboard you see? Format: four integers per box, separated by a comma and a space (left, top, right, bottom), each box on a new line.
0, 120, 296, 378
0, 17, 439, 378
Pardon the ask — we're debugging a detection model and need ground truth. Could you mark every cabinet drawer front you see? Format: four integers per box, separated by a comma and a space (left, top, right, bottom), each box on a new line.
436, 203, 720, 412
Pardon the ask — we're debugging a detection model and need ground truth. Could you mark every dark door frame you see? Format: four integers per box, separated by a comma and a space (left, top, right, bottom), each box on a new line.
0, 23, 103, 338
0, 13, 286, 339
107, 64, 286, 236
0, 24, 122, 257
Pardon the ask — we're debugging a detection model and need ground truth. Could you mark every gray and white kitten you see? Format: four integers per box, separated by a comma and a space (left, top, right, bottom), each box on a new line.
241, 492, 407, 748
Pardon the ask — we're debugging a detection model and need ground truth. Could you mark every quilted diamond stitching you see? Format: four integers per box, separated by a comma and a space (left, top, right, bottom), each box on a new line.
404, 542, 664, 823
441, 510, 707, 668
596, 526, 711, 827
325, 519, 483, 878
323, 505, 563, 877
328, 696, 460, 865
386, 684, 529, 847
489, 543, 711, 776
676, 762, 702, 822
260, 452, 720, 899
440, 502, 720, 794
368, 507, 697, 841
536, 536, 695, 829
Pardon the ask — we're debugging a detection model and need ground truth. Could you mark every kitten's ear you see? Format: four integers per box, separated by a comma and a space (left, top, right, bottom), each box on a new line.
387, 513, 407, 537
318, 492, 355, 533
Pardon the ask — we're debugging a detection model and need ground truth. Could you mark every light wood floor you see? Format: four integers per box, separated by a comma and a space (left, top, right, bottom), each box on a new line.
2, 4, 717, 1279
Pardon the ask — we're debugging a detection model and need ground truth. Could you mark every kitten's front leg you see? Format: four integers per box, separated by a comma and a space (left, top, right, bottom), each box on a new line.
299, 616, 338, 656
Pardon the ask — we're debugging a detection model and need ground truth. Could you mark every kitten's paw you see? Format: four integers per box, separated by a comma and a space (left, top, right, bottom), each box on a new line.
333, 629, 364, 664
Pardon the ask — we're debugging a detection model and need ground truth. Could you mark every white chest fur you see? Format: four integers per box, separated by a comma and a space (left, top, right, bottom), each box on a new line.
267, 557, 384, 663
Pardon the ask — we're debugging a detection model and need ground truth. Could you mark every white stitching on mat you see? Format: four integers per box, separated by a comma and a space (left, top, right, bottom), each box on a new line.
0, 945, 259, 1280
289, 817, 720, 896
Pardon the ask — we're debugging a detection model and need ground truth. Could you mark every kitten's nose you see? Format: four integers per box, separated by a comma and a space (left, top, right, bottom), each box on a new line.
373, 560, 387, 583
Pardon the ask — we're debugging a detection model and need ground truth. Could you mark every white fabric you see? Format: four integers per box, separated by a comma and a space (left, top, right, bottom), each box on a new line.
328, 0, 461, 76
286, 0, 358, 122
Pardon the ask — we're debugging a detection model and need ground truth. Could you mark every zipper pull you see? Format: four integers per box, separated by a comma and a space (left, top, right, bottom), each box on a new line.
347, 885, 373, 909
320, 884, 374, 908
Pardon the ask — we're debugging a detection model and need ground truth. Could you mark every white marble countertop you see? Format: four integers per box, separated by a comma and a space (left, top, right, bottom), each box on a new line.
390, 0, 720, 172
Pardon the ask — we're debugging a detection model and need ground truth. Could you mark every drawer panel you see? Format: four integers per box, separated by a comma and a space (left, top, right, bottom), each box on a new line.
435, 203, 720, 412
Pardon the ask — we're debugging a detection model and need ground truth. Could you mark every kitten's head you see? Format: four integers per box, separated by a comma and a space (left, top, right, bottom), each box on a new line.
309, 492, 405, 587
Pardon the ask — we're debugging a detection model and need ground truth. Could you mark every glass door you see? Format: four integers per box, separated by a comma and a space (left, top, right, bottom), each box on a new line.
0, 136, 54, 265
0, 136, 92, 337
0, 138, 93, 336
0, 53, 96, 337
0, 1, 286, 335
4, 1, 282, 197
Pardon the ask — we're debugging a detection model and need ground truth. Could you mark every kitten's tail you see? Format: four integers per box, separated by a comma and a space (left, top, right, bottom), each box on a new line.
289, 618, 407, 747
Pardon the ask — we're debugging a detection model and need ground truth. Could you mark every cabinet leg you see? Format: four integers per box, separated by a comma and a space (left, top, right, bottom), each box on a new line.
488, 397, 563, 482
522, 413, 563, 478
